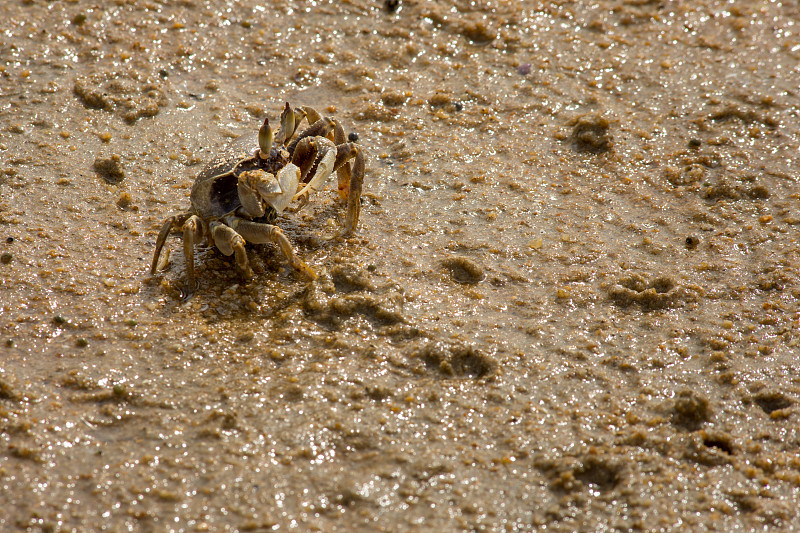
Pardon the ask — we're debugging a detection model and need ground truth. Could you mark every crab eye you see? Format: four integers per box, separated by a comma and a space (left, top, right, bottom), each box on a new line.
258, 117, 273, 157
279, 102, 295, 144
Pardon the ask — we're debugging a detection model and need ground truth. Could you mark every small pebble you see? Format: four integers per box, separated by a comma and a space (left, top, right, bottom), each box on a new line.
116, 192, 132, 209
348, 132, 359, 142
517, 63, 532, 75
441, 257, 484, 284
528, 237, 543, 250
0, 252, 11, 264
93, 154, 125, 184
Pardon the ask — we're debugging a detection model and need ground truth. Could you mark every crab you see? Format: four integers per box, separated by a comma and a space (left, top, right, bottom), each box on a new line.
150, 103, 366, 297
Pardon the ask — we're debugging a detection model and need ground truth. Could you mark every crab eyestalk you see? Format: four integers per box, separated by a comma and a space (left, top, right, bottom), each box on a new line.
278, 102, 295, 145
258, 117, 273, 159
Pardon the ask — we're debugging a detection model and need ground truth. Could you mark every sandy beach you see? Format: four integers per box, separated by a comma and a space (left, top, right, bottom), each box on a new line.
1, 1, 799, 531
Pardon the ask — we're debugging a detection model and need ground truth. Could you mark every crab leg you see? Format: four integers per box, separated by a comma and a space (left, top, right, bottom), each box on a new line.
227, 217, 317, 280
182, 215, 206, 293
342, 144, 365, 235
290, 137, 318, 181
292, 138, 336, 208
330, 120, 352, 201
333, 142, 361, 202
333, 119, 346, 145
287, 117, 334, 153
209, 221, 252, 280
290, 107, 307, 138
298, 106, 322, 127
150, 212, 192, 274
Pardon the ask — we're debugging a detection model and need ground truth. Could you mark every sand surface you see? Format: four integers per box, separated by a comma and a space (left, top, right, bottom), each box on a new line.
1, 1, 800, 531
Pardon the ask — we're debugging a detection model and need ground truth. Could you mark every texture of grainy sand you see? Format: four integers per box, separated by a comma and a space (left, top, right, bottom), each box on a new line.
1, 1, 799, 531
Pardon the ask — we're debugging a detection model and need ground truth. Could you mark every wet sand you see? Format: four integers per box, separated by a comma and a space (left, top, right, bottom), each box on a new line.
1, 1, 799, 531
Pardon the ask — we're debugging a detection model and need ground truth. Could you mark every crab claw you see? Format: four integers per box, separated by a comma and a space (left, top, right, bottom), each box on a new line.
277, 102, 295, 145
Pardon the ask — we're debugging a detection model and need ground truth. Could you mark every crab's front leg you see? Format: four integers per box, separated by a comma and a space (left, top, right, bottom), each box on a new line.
237, 165, 300, 217
290, 137, 318, 182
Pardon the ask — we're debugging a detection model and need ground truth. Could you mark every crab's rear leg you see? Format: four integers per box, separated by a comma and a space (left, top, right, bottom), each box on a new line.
226, 217, 317, 280
150, 213, 192, 275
